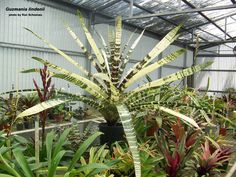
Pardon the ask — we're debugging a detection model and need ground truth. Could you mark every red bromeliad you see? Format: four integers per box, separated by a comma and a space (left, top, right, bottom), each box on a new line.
33, 65, 54, 144
156, 118, 200, 177
196, 140, 232, 176
164, 151, 181, 177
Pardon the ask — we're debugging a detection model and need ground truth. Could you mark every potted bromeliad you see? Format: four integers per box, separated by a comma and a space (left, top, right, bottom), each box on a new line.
17, 11, 212, 177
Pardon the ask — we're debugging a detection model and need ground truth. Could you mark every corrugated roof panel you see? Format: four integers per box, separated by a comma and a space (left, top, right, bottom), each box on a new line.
203, 9, 236, 20
164, 13, 207, 28
135, 0, 188, 11
61, 0, 236, 48
215, 16, 236, 38
68, 0, 114, 10
100, 1, 130, 17
197, 24, 225, 40
189, 0, 230, 8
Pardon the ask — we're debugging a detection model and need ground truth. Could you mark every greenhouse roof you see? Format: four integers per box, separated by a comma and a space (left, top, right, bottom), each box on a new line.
37, 0, 236, 49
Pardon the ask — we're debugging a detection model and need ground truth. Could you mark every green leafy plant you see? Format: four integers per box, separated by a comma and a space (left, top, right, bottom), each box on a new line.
111, 142, 165, 177
18, 11, 213, 177
0, 129, 114, 177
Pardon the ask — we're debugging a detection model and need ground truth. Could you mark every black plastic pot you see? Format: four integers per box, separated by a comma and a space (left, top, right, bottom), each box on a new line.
16, 123, 24, 130
99, 123, 125, 146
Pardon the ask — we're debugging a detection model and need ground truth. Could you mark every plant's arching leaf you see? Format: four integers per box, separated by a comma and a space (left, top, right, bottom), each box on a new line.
123, 48, 186, 89
17, 99, 68, 119
130, 61, 213, 94
24, 28, 90, 77
53, 73, 107, 100
116, 104, 141, 177
159, 106, 199, 129
129, 103, 199, 129
31, 56, 108, 100
21, 68, 41, 73
67, 132, 103, 171
77, 10, 107, 74
13, 149, 34, 177
65, 24, 102, 72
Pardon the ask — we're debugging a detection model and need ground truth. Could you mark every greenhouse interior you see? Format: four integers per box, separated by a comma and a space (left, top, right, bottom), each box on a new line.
1, 0, 236, 176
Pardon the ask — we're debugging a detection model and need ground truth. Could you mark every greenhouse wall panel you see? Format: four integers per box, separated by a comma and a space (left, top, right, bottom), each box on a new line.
0, 0, 87, 52
0, 47, 86, 94
195, 71, 236, 92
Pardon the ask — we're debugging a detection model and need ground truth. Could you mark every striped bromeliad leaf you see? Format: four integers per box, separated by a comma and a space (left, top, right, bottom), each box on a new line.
93, 73, 120, 101
119, 28, 137, 68
127, 61, 213, 99
65, 24, 102, 72
119, 24, 182, 90
116, 104, 141, 177
123, 48, 186, 89
129, 103, 199, 129
95, 29, 110, 58
118, 29, 145, 81
111, 16, 122, 86
108, 25, 115, 69
77, 10, 107, 74
24, 28, 90, 77
16, 99, 68, 119
53, 73, 108, 100
101, 49, 111, 77
30, 57, 108, 100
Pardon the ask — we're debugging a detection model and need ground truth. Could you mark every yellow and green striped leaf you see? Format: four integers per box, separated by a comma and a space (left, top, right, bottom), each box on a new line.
25, 28, 90, 77
118, 29, 145, 81
123, 48, 186, 89
77, 10, 107, 73
111, 16, 122, 86
116, 104, 141, 177
65, 23, 102, 72
119, 25, 181, 89
131, 61, 213, 94
17, 99, 68, 119
159, 106, 200, 129
31, 56, 108, 100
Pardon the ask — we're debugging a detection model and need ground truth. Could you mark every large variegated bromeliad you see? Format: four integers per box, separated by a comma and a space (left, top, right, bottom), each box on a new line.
18, 11, 213, 177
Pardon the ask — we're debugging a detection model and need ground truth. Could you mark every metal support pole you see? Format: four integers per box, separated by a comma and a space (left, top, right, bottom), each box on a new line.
129, 0, 133, 17
35, 116, 40, 169
183, 48, 187, 86
86, 12, 94, 78
189, 50, 196, 88
225, 17, 227, 40
158, 53, 163, 79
